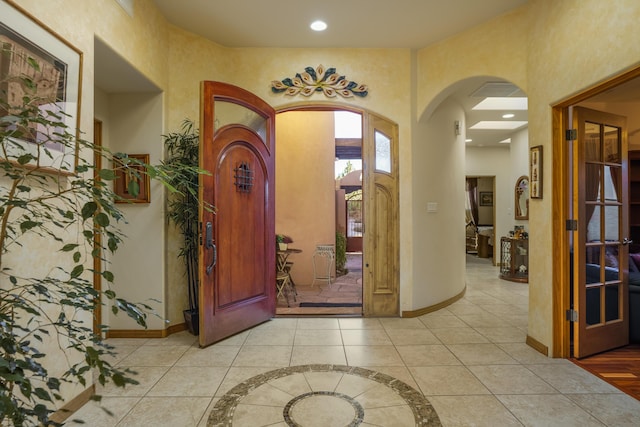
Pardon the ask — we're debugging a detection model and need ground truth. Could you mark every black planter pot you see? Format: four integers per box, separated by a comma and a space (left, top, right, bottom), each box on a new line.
183, 308, 199, 336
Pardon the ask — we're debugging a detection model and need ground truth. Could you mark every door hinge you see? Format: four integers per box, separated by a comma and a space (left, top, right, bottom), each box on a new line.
566, 219, 578, 231
566, 309, 578, 322
566, 129, 577, 141
199, 221, 203, 245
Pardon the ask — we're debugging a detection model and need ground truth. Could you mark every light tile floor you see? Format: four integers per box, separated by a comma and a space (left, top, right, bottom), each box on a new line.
72, 256, 640, 426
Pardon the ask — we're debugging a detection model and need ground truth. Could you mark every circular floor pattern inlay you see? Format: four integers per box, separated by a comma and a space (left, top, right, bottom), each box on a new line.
207, 364, 441, 427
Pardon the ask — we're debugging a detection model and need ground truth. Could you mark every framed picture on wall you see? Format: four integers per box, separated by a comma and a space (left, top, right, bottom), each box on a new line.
114, 154, 151, 203
0, 1, 82, 173
530, 145, 543, 199
479, 192, 493, 206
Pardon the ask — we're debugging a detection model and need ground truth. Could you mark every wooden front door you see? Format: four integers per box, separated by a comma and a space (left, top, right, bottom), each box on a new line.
199, 82, 276, 347
573, 106, 629, 358
363, 113, 399, 316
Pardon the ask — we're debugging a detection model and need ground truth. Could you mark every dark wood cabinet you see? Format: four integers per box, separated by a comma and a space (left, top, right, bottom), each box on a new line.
500, 237, 528, 283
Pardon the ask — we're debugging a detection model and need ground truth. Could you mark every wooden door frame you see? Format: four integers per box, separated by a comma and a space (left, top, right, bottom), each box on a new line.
552, 66, 640, 358
275, 102, 400, 316
93, 119, 103, 335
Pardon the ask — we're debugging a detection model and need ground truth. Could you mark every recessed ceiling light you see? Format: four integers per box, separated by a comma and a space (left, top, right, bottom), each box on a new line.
310, 20, 327, 31
465, 138, 473, 143
499, 138, 512, 144
502, 113, 515, 119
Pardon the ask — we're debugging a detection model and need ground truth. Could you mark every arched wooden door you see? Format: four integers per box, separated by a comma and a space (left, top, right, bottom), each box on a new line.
199, 82, 276, 347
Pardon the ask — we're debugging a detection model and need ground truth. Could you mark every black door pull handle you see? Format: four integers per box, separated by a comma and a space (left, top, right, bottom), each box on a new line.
205, 222, 216, 275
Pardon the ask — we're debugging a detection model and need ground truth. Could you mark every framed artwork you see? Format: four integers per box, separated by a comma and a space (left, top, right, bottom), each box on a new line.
479, 191, 493, 206
530, 145, 543, 199
0, 1, 82, 173
114, 154, 150, 204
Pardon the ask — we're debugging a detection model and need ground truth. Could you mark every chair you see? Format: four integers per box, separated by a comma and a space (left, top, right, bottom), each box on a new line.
276, 271, 294, 307
312, 244, 335, 286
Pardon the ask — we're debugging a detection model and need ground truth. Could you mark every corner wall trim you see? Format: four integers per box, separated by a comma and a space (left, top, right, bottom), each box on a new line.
106, 323, 187, 339
526, 335, 549, 357
401, 286, 466, 318
49, 385, 94, 424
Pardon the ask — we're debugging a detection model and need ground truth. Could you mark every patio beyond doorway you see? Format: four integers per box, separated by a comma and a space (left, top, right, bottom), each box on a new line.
276, 252, 363, 315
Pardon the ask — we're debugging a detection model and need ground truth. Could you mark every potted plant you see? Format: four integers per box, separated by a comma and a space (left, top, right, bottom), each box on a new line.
163, 120, 203, 335
276, 234, 293, 251
0, 57, 202, 424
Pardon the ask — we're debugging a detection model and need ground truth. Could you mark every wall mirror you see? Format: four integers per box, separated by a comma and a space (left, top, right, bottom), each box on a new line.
515, 175, 529, 220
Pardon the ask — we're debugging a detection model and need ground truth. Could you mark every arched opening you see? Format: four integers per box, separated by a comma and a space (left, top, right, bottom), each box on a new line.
274, 103, 400, 317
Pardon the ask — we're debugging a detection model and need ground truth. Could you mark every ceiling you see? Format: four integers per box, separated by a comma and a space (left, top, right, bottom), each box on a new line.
100, 0, 640, 148
151, 0, 529, 49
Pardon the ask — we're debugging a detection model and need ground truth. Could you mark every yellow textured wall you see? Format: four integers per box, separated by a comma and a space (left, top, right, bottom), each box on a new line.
275, 111, 336, 285
416, 0, 640, 354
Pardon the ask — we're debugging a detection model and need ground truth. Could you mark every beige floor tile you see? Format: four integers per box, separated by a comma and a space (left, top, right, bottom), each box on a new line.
118, 397, 211, 427
446, 343, 518, 365
304, 371, 345, 391
498, 343, 566, 364
457, 313, 506, 328
334, 373, 379, 396
96, 366, 168, 397
410, 366, 491, 396
446, 303, 488, 316
365, 366, 420, 391
379, 317, 427, 329
291, 345, 347, 365
147, 366, 228, 397
474, 326, 527, 343
344, 345, 404, 366
118, 345, 190, 367
363, 405, 416, 426
419, 314, 468, 329
567, 393, 640, 427
269, 372, 313, 396
468, 365, 557, 394
385, 328, 441, 345
215, 367, 274, 396
294, 328, 343, 345
497, 394, 605, 427
353, 382, 407, 408
431, 327, 490, 344
396, 344, 461, 366
232, 403, 285, 427
232, 345, 292, 367
255, 318, 298, 330
175, 345, 240, 367
245, 328, 295, 346
429, 395, 522, 427
240, 382, 295, 406
214, 330, 250, 346
70, 397, 140, 426
338, 317, 383, 329
197, 397, 220, 427
296, 317, 340, 329
142, 331, 198, 346
340, 328, 392, 346
526, 362, 623, 394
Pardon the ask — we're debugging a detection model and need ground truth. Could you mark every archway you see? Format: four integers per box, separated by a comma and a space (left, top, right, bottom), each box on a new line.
275, 103, 400, 317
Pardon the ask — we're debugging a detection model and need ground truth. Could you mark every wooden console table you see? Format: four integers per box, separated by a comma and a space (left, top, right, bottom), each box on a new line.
499, 237, 528, 283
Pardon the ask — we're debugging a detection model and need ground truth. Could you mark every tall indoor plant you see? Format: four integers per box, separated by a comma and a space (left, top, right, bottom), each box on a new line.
0, 60, 200, 424
163, 120, 202, 335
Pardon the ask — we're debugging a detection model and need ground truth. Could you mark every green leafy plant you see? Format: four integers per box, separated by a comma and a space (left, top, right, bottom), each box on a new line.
0, 56, 201, 425
162, 120, 204, 335
335, 231, 347, 275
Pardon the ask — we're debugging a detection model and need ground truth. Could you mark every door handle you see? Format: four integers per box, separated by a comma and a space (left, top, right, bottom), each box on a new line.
623, 238, 633, 246
205, 222, 217, 275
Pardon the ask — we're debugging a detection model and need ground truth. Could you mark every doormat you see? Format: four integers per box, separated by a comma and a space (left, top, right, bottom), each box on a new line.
299, 302, 362, 308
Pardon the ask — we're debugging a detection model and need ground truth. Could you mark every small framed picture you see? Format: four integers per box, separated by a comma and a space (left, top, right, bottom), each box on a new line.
479, 192, 493, 206
530, 145, 543, 199
114, 154, 150, 203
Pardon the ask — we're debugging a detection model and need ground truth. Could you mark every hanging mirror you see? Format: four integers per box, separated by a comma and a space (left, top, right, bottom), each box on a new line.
515, 175, 529, 220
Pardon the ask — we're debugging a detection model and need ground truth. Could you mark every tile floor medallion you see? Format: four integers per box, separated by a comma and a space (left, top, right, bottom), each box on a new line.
207, 364, 441, 426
